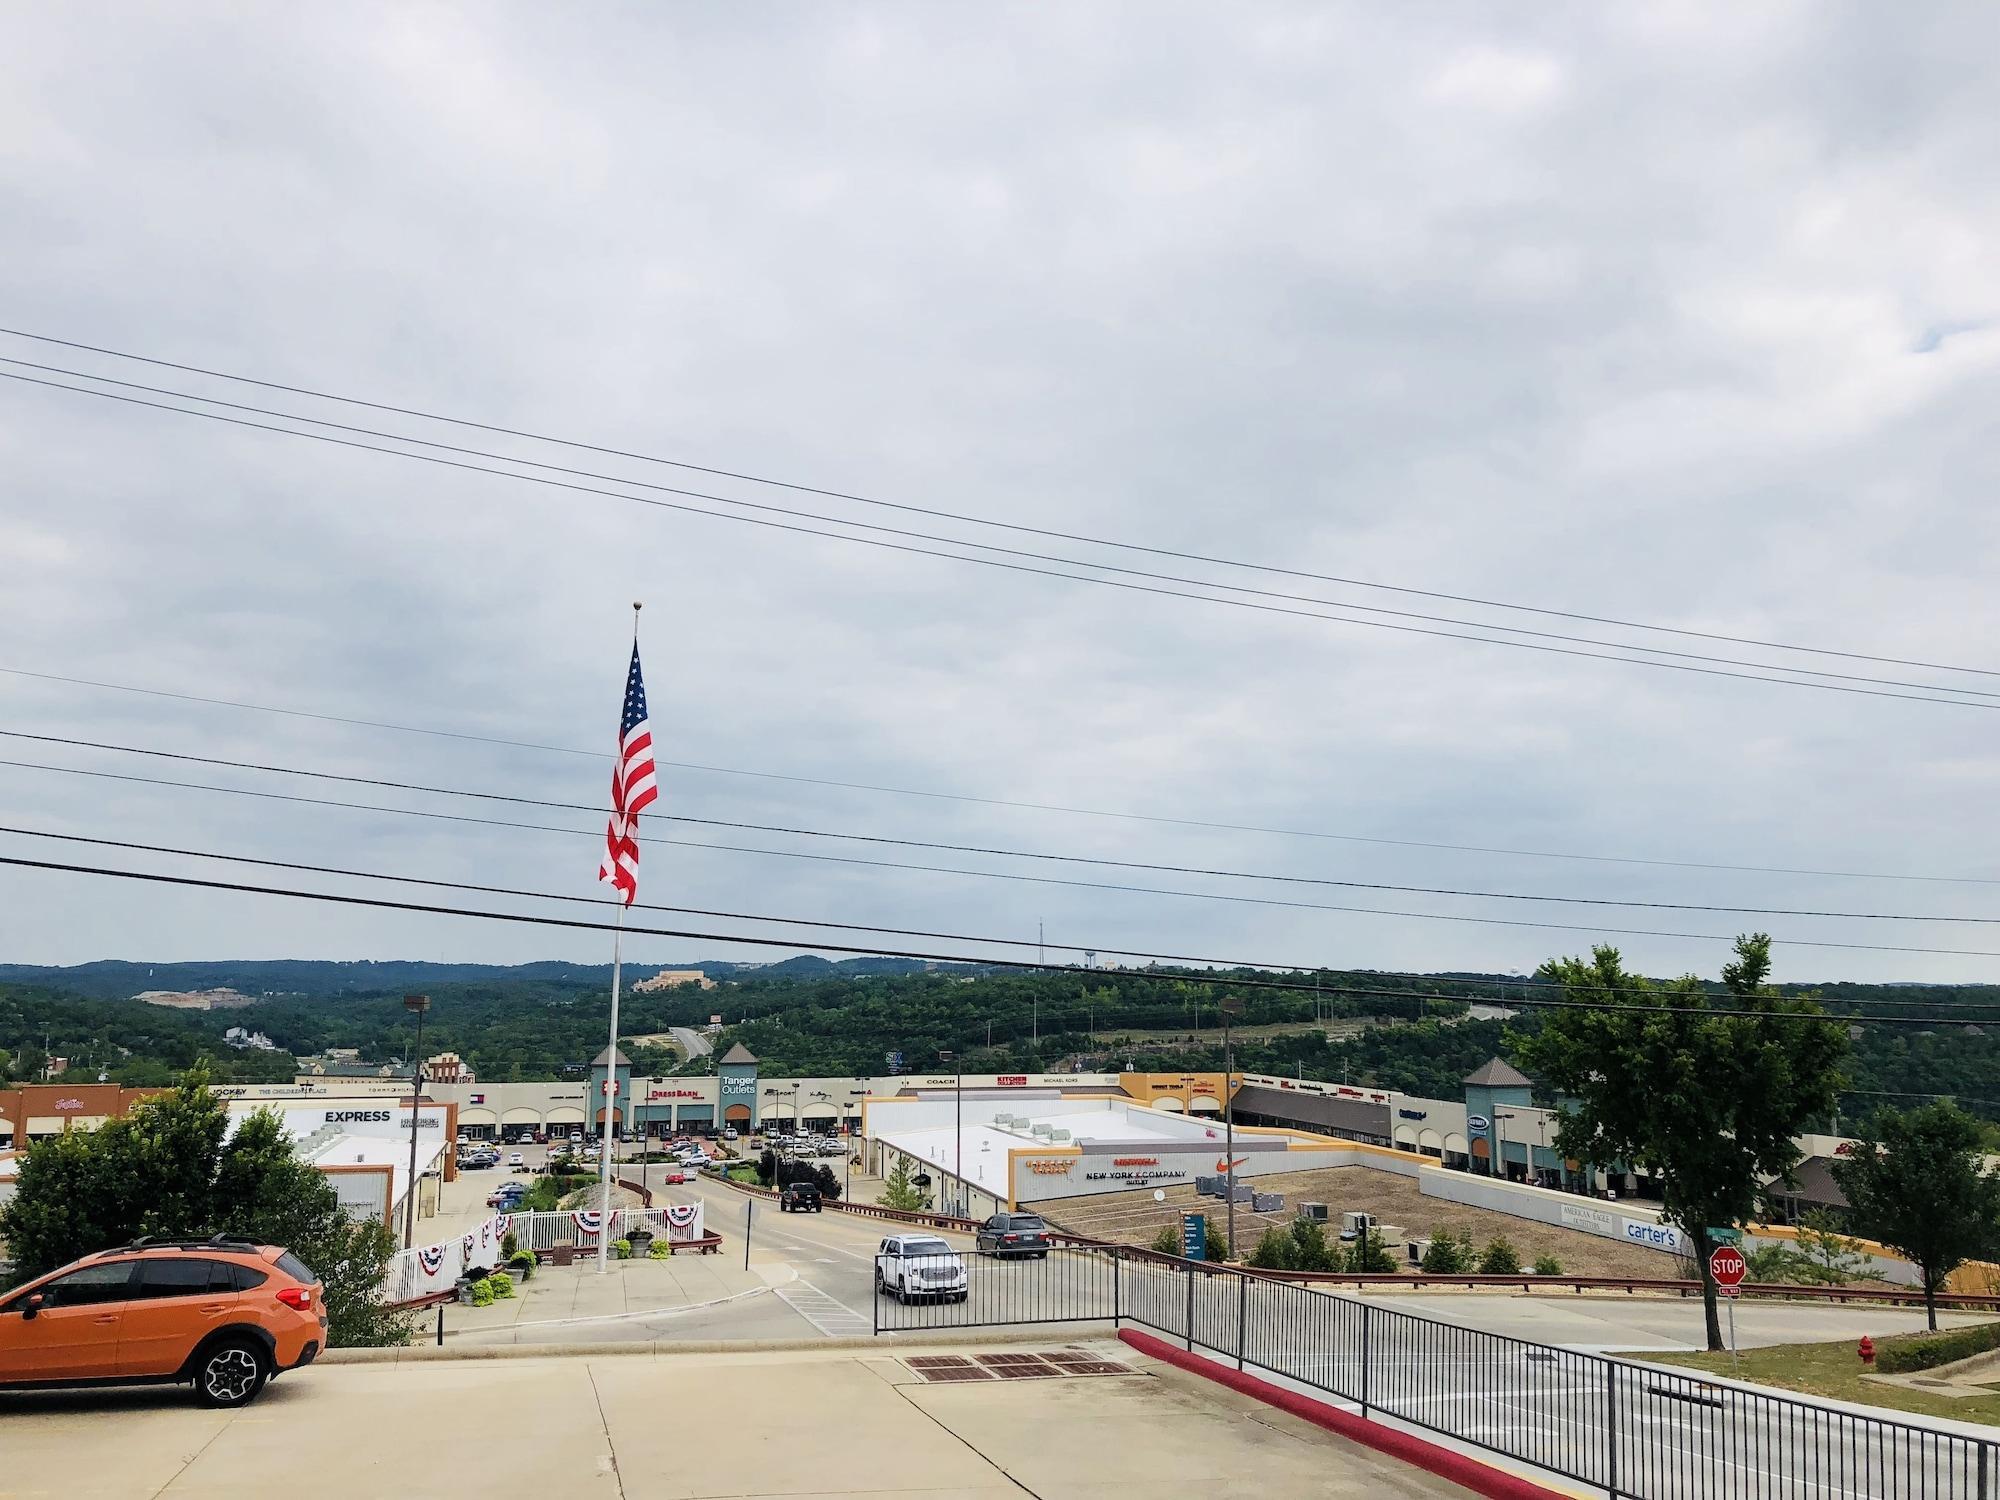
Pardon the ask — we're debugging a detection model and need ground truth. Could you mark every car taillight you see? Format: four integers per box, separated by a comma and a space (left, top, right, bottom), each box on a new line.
1002, 1233, 1017, 1242
276, 1287, 313, 1311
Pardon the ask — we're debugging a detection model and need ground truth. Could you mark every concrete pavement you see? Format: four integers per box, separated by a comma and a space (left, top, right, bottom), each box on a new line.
0, 1343, 1479, 1499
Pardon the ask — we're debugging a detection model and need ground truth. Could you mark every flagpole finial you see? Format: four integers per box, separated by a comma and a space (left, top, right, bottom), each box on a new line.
631, 601, 642, 641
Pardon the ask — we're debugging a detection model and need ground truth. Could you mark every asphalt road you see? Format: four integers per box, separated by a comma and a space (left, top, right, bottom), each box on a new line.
669, 1024, 712, 1059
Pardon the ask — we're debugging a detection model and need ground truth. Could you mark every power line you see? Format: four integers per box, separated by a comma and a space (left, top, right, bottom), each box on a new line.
8, 664, 1999, 890
0, 848, 1981, 1026
8, 754, 2000, 958
9, 821, 1997, 1011
7, 367, 1998, 713
14, 355, 1999, 706
8, 744, 2000, 926
6, 325, 1992, 682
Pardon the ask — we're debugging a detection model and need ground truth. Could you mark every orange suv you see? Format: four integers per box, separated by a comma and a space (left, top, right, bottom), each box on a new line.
0, 1235, 327, 1407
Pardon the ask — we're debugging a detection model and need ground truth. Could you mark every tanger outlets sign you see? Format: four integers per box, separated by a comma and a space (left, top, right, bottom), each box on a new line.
719, 1075, 755, 1099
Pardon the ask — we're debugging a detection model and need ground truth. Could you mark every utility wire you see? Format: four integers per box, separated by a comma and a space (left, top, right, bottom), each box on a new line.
8, 665, 1998, 890
5, 325, 1992, 682
0, 849, 1980, 1026
4, 739, 1998, 925
6, 367, 1998, 713
12, 355, 1996, 703
6, 759, 2000, 960
7, 822, 1997, 1011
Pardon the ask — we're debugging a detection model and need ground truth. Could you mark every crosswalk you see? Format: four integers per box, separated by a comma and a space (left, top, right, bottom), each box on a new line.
778, 1281, 873, 1337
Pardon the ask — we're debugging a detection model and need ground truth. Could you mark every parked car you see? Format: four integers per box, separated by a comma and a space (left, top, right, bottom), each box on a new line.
721, 1127, 739, 1141
778, 1181, 822, 1213
0, 1235, 326, 1407
487, 1183, 528, 1209
874, 1235, 967, 1303
975, 1213, 1051, 1259
507, 1152, 525, 1168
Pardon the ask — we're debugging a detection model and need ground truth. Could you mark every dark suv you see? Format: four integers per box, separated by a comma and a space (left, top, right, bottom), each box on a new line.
778, 1181, 823, 1213
976, 1212, 1051, 1258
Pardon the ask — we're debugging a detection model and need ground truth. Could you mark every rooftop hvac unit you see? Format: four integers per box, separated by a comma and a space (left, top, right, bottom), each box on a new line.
1407, 1237, 1431, 1265
1298, 1202, 1329, 1222
1340, 1211, 1373, 1240
1050, 1129, 1071, 1141
1195, 1175, 1220, 1196
1031, 1124, 1053, 1138
1252, 1193, 1283, 1213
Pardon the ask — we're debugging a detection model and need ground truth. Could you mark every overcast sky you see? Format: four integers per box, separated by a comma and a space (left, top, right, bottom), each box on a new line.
3, 3, 1998, 986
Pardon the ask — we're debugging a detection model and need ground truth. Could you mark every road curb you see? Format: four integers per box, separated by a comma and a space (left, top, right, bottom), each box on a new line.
1118, 1329, 1574, 1500
320, 1325, 1089, 1364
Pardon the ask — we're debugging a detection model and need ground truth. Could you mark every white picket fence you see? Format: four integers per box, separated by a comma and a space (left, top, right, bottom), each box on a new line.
383, 1203, 708, 1305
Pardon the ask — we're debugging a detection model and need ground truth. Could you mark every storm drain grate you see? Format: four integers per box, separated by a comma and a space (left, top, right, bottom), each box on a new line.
905, 1355, 978, 1370
904, 1350, 1135, 1383
914, 1365, 999, 1382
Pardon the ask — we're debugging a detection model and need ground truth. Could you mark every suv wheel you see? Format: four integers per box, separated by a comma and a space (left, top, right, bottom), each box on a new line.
194, 1339, 268, 1408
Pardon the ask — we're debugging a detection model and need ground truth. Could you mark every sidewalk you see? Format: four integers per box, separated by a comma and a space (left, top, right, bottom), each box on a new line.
444, 1250, 781, 1332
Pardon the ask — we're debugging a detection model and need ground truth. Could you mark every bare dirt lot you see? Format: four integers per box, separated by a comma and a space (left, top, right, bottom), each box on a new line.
1030, 1165, 1680, 1277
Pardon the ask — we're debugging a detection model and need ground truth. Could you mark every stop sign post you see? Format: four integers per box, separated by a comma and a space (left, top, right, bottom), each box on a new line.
1709, 1243, 1746, 1367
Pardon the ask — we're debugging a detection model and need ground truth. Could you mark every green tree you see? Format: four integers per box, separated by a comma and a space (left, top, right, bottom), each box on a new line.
1532, 1253, 1562, 1276
1478, 1238, 1521, 1274
1745, 1241, 1803, 1283
1420, 1230, 1469, 1274
1833, 1100, 2000, 1330
1287, 1216, 1338, 1272
1791, 1210, 1881, 1286
1515, 935, 1846, 1350
879, 1155, 930, 1212
1148, 1223, 1183, 1256
1199, 1216, 1230, 1263
1248, 1227, 1297, 1270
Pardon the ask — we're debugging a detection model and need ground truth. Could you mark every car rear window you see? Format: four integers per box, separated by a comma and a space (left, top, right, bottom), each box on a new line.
274, 1251, 316, 1284
1010, 1216, 1046, 1229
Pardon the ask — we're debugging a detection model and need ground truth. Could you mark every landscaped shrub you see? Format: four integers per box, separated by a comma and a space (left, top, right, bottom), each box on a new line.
468, 1278, 496, 1307
1533, 1253, 1563, 1276
1478, 1238, 1522, 1275
1877, 1321, 2000, 1374
1421, 1231, 1470, 1274
648, 1236, 672, 1260
508, 1251, 535, 1279
491, 1273, 516, 1298
612, 1238, 633, 1260
1248, 1227, 1296, 1270
1149, 1224, 1182, 1256
501, 1231, 519, 1260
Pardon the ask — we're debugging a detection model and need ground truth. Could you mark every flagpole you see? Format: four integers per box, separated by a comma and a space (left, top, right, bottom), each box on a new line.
596, 602, 642, 1275
596, 899, 627, 1274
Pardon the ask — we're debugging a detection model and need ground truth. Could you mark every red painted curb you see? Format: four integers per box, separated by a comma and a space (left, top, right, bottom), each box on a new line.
1118, 1329, 1572, 1500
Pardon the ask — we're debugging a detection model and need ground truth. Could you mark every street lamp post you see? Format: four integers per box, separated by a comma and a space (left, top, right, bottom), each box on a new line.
401, 994, 430, 1250
939, 1050, 961, 1217
1221, 998, 1242, 1261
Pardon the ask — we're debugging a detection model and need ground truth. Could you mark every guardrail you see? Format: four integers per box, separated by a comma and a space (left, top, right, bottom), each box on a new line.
876, 1246, 1995, 1500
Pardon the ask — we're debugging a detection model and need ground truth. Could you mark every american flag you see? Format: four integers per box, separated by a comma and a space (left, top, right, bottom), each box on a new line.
597, 644, 659, 905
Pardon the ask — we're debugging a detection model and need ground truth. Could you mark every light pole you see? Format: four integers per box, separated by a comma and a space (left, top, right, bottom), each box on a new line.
401, 994, 430, 1250
939, 1049, 961, 1217
1221, 997, 1242, 1261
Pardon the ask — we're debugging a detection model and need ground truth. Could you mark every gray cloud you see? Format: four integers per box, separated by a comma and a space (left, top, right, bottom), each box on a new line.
3, 2, 1999, 984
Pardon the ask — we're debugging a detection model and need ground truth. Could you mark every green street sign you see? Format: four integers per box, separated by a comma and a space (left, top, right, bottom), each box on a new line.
1706, 1227, 1743, 1245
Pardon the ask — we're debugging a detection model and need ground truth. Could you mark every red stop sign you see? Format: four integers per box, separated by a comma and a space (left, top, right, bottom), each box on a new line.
1710, 1245, 1747, 1288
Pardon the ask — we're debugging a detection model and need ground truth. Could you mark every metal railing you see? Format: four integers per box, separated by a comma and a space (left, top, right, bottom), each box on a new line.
872, 1245, 1998, 1499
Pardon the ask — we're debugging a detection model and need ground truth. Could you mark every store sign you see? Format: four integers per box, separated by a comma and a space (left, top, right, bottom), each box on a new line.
1559, 1203, 1618, 1238
996, 1075, 1027, 1086
1622, 1220, 1686, 1254
1467, 1114, 1490, 1131
1397, 1108, 1428, 1121
648, 1087, 704, 1101
1113, 1157, 1159, 1167
1026, 1158, 1073, 1176
719, 1075, 755, 1098
54, 1097, 85, 1111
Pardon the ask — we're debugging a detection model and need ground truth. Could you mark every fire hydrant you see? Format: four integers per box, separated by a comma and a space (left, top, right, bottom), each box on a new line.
1858, 1335, 1876, 1366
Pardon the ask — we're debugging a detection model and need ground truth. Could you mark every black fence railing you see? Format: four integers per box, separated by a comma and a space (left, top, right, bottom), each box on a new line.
873, 1246, 1997, 1499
